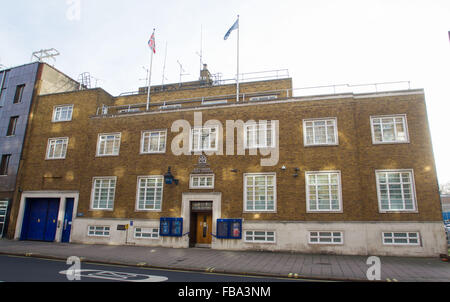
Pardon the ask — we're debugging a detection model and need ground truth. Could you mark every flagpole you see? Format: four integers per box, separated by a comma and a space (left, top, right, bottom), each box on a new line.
147, 28, 155, 111
236, 15, 240, 103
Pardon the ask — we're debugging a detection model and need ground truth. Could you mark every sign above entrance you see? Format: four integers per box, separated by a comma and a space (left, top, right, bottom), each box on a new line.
192, 155, 213, 175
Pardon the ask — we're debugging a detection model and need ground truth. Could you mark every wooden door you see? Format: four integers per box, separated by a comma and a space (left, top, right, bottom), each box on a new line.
196, 212, 212, 245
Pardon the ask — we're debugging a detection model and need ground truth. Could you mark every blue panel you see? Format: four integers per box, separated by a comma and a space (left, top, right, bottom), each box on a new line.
43, 199, 60, 242
216, 219, 242, 239
160, 217, 183, 237
61, 198, 74, 243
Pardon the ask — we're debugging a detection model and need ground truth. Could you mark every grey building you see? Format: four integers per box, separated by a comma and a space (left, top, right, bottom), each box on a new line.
0, 62, 79, 237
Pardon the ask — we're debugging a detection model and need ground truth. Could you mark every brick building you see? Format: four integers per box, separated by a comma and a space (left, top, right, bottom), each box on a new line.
0, 62, 78, 237
6, 65, 447, 256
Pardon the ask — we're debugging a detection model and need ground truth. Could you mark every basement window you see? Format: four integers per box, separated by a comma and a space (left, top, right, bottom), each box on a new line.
87, 226, 111, 237
309, 231, 343, 245
382, 232, 420, 246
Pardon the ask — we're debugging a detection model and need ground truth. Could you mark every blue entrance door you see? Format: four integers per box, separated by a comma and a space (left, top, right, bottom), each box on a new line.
21, 198, 60, 242
61, 198, 74, 243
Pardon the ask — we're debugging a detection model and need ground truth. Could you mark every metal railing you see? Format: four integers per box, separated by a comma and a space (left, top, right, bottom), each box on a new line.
98, 80, 413, 116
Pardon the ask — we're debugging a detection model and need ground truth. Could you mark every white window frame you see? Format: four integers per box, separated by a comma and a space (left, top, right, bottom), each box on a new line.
303, 118, 339, 146
305, 171, 343, 213
190, 126, 219, 152
244, 121, 276, 149
96, 133, 121, 157
243, 173, 277, 213
190, 174, 215, 189
370, 114, 409, 144
90, 177, 117, 211
46, 137, 69, 160
87, 226, 111, 237
52, 105, 74, 122
140, 130, 167, 154
375, 169, 417, 213
135, 176, 164, 211
244, 230, 276, 244
308, 231, 344, 245
382, 232, 421, 246
0, 200, 8, 237
134, 227, 160, 239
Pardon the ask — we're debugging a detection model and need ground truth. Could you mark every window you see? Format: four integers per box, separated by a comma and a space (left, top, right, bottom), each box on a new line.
309, 231, 343, 244
13, 84, 25, 104
134, 227, 159, 239
303, 118, 338, 146
190, 175, 214, 189
0, 200, 8, 237
141, 130, 166, 154
306, 171, 342, 212
371, 115, 409, 144
87, 226, 110, 237
244, 122, 275, 149
191, 127, 218, 152
136, 176, 163, 211
96, 133, 121, 156
244, 231, 275, 243
46, 138, 69, 159
0, 155, 11, 176
91, 177, 116, 210
52, 105, 74, 122
6, 116, 19, 136
244, 173, 276, 212
382, 232, 420, 245
376, 170, 416, 212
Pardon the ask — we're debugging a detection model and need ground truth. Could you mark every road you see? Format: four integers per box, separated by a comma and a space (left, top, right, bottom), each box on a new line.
0, 254, 310, 282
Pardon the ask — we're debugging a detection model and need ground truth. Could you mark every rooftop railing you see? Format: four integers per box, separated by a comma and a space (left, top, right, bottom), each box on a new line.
97, 80, 413, 116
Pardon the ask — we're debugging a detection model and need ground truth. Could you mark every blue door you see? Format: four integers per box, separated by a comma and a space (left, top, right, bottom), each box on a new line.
21, 198, 60, 242
61, 198, 74, 243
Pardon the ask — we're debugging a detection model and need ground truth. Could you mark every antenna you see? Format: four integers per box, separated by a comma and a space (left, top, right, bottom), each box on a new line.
139, 66, 149, 85
196, 25, 204, 78
162, 42, 168, 86
177, 60, 189, 85
31, 48, 60, 64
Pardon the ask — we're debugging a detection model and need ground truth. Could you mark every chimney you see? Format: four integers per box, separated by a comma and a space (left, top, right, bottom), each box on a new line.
200, 64, 212, 84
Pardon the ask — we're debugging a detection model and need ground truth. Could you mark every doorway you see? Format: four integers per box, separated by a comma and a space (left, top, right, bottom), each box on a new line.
20, 198, 60, 242
189, 201, 213, 248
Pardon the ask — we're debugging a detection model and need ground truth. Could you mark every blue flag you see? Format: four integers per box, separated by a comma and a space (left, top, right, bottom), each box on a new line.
224, 19, 239, 40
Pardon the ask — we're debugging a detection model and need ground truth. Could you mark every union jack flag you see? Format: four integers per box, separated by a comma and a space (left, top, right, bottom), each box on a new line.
148, 32, 156, 54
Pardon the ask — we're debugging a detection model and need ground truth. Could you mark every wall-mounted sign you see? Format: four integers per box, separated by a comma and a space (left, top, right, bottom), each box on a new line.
192, 155, 213, 175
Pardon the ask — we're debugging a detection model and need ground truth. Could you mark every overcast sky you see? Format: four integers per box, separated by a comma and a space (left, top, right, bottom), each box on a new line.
1, 0, 449, 185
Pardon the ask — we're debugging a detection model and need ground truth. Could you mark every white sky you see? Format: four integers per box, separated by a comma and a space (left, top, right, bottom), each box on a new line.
1, 0, 449, 185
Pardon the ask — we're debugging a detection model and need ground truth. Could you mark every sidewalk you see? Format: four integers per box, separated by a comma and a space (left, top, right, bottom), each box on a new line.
0, 239, 449, 282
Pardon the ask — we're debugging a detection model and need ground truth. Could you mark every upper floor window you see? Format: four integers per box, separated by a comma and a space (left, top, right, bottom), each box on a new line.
244, 122, 275, 149
190, 174, 214, 189
376, 170, 416, 212
52, 105, 74, 122
141, 130, 167, 154
91, 177, 116, 210
303, 118, 338, 146
136, 176, 164, 211
96, 133, 121, 156
6, 116, 19, 137
370, 115, 409, 144
46, 138, 69, 160
191, 127, 218, 152
306, 171, 342, 212
0, 155, 11, 176
13, 84, 25, 104
244, 173, 276, 212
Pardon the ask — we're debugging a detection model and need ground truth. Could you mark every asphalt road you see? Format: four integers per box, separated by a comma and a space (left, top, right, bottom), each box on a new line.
0, 254, 309, 283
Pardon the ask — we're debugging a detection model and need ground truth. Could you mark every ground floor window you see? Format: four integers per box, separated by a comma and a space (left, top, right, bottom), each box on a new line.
382, 232, 420, 245
134, 227, 159, 239
308, 231, 343, 244
87, 226, 110, 237
244, 230, 275, 243
0, 200, 8, 237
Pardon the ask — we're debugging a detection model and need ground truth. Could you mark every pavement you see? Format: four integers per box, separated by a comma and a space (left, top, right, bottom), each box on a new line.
0, 239, 449, 282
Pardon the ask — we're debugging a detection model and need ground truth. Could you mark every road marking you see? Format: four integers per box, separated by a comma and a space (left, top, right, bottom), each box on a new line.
59, 269, 168, 282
